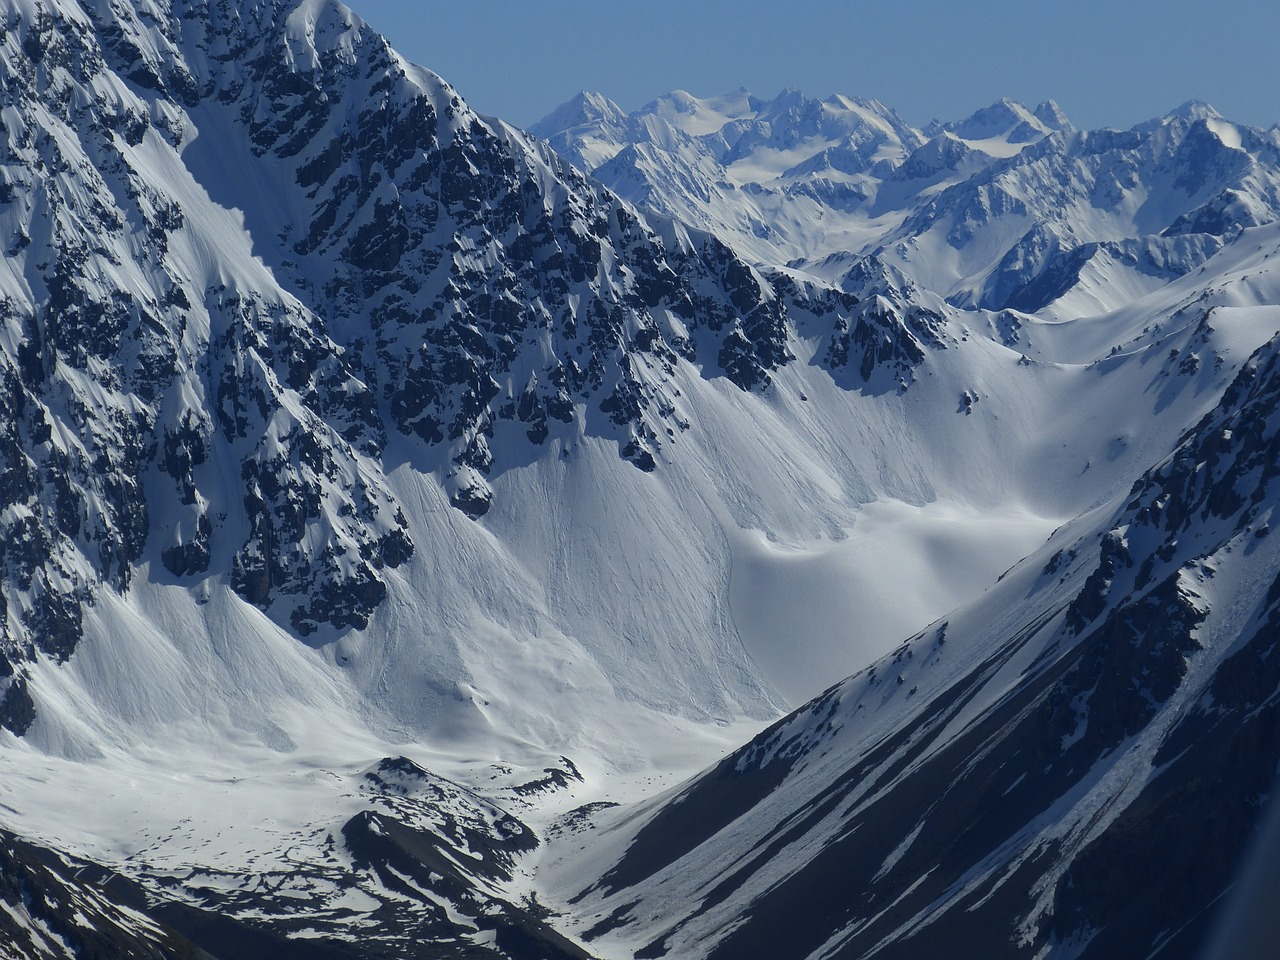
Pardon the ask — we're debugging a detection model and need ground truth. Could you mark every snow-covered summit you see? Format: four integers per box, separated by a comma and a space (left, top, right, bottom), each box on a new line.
942, 96, 1071, 147
1167, 98, 1225, 122
538, 87, 1280, 317
534, 90, 628, 129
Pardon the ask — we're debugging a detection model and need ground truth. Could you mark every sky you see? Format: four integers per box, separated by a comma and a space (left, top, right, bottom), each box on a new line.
349, 0, 1278, 133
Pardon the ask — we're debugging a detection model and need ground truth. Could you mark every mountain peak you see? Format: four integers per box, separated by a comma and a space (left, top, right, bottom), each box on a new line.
946, 97, 1058, 144
530, 90, 627, 135
754, 86, 808, 115
1034, 98, 1073, 131
1168, 98, 1224, 122
948, 97, 1029, 129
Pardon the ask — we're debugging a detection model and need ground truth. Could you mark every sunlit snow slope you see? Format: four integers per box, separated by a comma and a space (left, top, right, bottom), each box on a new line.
540, 224, 1280, 960
0, 0, 1278, 958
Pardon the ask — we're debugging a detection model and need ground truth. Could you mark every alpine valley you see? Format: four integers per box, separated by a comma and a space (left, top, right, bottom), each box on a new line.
2, 1, 1279, 958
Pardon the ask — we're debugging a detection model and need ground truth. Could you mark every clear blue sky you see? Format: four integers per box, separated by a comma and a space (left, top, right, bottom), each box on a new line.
350, 0, 1278, 132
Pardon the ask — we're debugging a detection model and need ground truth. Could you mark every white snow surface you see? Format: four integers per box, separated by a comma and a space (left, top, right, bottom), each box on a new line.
7, 220, 1279, 937
537, 86, 1280, 321
727, 500, 1055, 704
1, 1, 1280, 954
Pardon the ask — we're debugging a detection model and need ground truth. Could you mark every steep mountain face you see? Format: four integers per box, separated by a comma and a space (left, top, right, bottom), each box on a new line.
0, 0, 414, 662
547, 229, 1280, 959
2, 1, 1279, 959
0, 0, 930, 704
536, 91, 1280, 316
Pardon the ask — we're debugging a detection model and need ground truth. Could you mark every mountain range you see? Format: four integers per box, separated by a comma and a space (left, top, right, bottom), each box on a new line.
1, 1, 1279, 958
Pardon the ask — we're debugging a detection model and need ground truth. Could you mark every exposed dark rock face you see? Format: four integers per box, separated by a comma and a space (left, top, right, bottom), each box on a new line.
0, 829, 202, 959
0, 0, 923, 698
0, 674, 36, 735
0, 0, 415, 672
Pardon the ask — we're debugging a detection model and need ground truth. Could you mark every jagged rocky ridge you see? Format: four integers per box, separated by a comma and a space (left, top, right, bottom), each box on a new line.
2, 1, 1280, 959
0, 0, 932, 698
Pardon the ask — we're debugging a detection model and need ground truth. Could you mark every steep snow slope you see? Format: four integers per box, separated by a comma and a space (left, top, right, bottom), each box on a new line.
0, 0, 1278, 957
543, 223, 1280, 960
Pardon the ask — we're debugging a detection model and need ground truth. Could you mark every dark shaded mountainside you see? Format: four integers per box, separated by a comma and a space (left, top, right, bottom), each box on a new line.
1, 1, 1280, 959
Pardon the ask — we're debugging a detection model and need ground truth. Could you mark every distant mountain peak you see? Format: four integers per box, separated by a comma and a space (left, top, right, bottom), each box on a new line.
1173, 98, 1222, 117
945, 97, 1053, 143
1034, 98, 1073, 131
530, 89, 627, 133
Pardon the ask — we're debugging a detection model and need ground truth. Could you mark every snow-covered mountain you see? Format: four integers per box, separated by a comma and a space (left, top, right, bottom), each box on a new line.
1, 1, 1279, 958
531, 87, 929, 265
544, 224, 1280, 959
536, 90, 1280, 317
